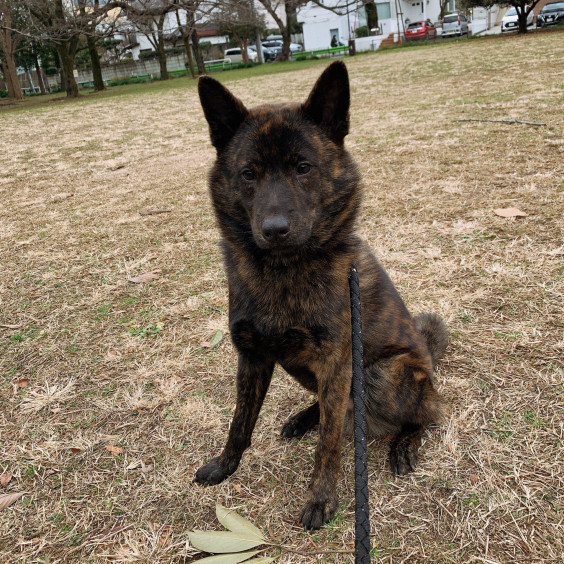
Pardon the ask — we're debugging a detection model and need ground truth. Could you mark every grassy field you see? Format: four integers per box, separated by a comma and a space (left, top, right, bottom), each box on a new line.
1, 32, 563, 563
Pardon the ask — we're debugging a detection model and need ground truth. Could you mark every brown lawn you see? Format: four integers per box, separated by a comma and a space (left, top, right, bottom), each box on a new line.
1, 32, 563, 562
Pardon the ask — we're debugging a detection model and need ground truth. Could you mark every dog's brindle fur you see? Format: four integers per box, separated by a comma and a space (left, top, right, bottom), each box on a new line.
194, 62, 448, 530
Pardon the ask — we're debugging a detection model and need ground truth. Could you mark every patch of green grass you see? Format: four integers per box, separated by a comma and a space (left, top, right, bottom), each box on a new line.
495, 331, 522, 339
47, 513, 64, 525
489, 412, 514, 441
9, 332, 27, 343
463, 492, 480, 508
96, 303, 113, 319
129, 322, 164, 338
523, 410, 545, 428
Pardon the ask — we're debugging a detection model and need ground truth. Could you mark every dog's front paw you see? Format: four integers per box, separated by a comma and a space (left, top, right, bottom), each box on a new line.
299, 494, 338, 530
193, 458, 231, 486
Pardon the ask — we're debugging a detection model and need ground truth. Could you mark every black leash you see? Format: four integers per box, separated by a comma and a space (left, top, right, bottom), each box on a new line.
349, 265, 371, 563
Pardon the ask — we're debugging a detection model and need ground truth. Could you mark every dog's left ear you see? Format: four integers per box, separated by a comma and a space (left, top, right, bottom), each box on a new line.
302, 61, 350, 145
199, 76, 249, 152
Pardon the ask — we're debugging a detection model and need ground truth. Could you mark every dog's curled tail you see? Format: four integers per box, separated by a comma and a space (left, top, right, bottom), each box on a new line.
414, 312, 449, 369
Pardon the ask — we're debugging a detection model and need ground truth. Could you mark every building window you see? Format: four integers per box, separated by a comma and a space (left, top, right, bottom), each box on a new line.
376, 2, 391, 19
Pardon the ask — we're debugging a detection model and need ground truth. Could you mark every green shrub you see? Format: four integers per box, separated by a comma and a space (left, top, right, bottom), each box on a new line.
0, 89, 8, 98
107, 76, 152, 86
355, 25, 369, 38
45, 67, 58, 76
139, 51, 158, 60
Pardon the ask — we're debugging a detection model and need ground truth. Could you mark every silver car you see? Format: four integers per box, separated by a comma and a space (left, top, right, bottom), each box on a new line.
441, 12, 469, 37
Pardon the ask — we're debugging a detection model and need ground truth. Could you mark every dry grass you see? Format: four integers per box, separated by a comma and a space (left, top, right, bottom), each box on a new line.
1, 32, 563, 563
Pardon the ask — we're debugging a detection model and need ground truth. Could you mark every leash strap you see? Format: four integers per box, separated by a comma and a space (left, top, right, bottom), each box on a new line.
349, 264, 371, 562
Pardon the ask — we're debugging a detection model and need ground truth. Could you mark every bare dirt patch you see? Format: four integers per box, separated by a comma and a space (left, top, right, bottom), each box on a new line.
1, 33, 563, 562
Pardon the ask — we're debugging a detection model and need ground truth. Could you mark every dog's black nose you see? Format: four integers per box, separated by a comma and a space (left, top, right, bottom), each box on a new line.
262, 215, 290, 240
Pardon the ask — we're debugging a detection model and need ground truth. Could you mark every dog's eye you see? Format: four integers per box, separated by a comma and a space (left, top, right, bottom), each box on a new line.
241, 169, 256, 182
297, 163, 312, 175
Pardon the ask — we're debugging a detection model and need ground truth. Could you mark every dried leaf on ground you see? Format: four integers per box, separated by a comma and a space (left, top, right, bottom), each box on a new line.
201, 330, 223, 349
494, 207, 528, 217
216, 504, 264, 541
193, 552, 263, 563
126, 460, 154, 473
0, 492, 25, 510
188, 531, 264, 554
105, 445, 123, 456
0, 473, 13, 488
128, 271, 161, 284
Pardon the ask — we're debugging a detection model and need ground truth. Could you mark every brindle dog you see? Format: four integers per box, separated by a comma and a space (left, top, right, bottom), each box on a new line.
194, 61, 448, 531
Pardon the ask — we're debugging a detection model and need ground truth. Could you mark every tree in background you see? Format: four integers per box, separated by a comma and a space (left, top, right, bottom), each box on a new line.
365, 1, 378, 32
0, 0, 25, 99
173, 0, 204, 77
257, 0, 306, 61
460, 0, 540, 33
214, 0, 265, 63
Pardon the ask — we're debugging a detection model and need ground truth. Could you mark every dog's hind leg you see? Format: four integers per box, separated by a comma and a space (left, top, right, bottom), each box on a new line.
389, 423, 425, 475
281, 402, 320, 438
365, 360, 442, 475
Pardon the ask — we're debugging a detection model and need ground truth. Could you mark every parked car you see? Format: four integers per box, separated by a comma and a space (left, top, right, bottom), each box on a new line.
537, 1, 564, 27
224, 47, 258, 64
248, 45, 277, 62
261, 40, 283, 57
441, 12, 469, 37
261, 39, 303, 55
501, 7, 534, 32
405, 19, 437, 40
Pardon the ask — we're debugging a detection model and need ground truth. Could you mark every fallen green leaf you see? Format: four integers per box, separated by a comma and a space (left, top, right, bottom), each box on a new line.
216, 503, 264, 541
193, 550, 261, 563
209, 330, 223, 348
188, 531, 264, 553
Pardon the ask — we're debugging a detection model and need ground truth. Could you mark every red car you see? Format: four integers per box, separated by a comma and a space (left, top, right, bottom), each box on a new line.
405, 20, 437, 41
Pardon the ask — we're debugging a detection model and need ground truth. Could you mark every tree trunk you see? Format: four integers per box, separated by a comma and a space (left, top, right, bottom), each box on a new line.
191, 27, 205, 75
1, 53, 23, 100
183, 35, 196, 78
258, 0, 289, 61
56, 42, 79, 98
0, 0, 23, 100
176, 9, 195, 78
281, 0, 297, 61
87, 35, 106, 91
365, 1, 378, 31
518, 11, 529, 33
156, 15, 169, 80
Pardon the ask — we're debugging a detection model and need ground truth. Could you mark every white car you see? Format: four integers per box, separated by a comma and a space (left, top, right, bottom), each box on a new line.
501, 7, 534, 32
224, 47, 258, 64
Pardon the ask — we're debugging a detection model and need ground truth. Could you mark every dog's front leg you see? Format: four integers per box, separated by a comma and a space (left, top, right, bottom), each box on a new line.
300, 348, 352, 530
194, 353, 274, 486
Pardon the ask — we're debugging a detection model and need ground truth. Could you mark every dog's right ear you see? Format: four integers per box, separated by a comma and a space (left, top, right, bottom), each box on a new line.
198, 76, 248, 152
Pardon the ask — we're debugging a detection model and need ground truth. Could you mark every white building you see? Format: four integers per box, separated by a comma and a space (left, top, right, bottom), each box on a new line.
298, 0, 465, 51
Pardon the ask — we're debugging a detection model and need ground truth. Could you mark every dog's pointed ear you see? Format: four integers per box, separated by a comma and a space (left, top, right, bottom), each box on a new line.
198, 76, 249, 151
302, 61, 350, 145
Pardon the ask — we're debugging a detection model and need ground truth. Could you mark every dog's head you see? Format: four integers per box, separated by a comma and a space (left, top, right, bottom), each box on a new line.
198, 61, 360, 254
